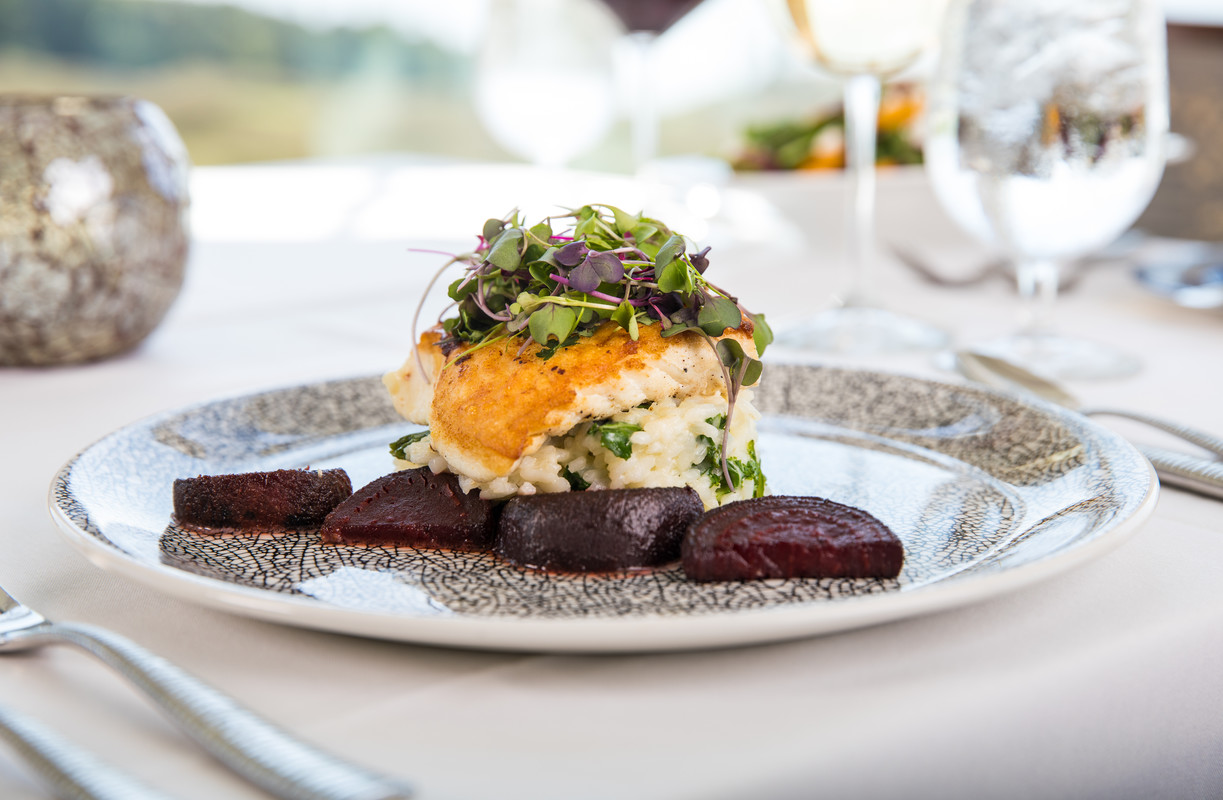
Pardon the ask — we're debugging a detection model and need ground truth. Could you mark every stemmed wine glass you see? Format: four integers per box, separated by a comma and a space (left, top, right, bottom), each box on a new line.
777, 0, 950, 353
474, 0, 618, 168
600, 0, 707, 171
924, 0, 1168, 379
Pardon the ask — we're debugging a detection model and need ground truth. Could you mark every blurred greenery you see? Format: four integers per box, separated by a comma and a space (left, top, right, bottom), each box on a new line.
0, 0, 461, 80
0, 0, 505, 165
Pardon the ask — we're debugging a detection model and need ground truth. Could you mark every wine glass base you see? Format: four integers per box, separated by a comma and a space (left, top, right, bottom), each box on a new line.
776, 307, 949, 354
971, 333, 1141, 381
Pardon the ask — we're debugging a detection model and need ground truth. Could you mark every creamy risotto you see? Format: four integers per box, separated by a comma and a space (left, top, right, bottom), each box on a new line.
397, 389, 763, 509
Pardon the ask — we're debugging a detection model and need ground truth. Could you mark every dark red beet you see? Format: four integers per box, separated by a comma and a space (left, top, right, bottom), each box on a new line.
173, 469, 352, 532
320, 468, 498, 550
682, 496, 903, 582
496, 487, 704, 572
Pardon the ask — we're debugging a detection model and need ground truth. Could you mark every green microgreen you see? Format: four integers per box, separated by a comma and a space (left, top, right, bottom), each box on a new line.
389, 430, 430, 460
410, 203, 771, 486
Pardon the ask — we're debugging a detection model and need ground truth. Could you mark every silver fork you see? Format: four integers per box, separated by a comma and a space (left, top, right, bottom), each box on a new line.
0, 584, 412, 800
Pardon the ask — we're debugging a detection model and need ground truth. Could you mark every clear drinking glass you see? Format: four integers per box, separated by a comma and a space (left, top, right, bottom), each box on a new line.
925, 0, 1168, 379
777, 0, 950, 353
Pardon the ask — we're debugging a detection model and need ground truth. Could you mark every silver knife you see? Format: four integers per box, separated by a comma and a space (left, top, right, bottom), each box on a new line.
956, 350, 1223, 500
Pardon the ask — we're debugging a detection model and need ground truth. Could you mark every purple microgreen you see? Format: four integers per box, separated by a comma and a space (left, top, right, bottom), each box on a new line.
548, 274, 629, 306
648, 297, 668, 323
555, 240, 587, 267
411, 252, 466, 385
697, 330, 738, 489
569, 251, 624, 293
716, 338, 763, 386
690, 245, 711, 274
473, 275, 513, 322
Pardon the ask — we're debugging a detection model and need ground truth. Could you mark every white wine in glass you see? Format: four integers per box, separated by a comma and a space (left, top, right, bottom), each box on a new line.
924, 0, 1168, 379
780, 0, 950, 353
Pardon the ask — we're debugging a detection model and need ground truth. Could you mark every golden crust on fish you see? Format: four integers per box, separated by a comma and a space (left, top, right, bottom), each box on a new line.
383, 320, 757, 483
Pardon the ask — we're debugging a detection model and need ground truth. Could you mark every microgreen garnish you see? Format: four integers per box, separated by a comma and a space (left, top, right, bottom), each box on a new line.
389, 430, 430, 460
587, 420, 642, 460
410, 204, 772, 487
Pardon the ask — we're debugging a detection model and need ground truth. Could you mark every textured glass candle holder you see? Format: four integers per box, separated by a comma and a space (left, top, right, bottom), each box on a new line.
0, 95, 190, 366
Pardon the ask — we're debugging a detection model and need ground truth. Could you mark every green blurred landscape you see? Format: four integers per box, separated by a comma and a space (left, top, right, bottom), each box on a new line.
0, 0, 510, 164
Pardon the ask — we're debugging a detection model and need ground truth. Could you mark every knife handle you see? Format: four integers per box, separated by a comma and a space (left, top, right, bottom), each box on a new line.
1138, 444, 1223, 501
0, 703, 173, 800
10, 622, 412, 800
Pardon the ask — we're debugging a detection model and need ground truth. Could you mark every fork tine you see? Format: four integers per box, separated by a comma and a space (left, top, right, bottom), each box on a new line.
0, 584, 18, 614
0, 585, 45, 643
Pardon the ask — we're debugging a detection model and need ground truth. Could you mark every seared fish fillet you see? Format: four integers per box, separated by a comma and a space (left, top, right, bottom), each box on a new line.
384, 321, 757, 483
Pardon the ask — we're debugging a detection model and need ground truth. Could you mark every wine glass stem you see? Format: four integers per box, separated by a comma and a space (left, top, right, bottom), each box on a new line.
624, 30, 658, 171
1015, 257, 1060, 336
842, 73, 880, 308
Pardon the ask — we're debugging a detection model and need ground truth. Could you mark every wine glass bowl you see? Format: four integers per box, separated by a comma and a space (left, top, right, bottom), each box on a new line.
599, 0, 706, 34
474, 0, 618, 168
924, 0, 1168, 379
785, 0, 944, 78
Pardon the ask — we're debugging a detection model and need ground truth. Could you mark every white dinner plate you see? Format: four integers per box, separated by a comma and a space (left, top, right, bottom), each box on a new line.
50, 365, 1157, 653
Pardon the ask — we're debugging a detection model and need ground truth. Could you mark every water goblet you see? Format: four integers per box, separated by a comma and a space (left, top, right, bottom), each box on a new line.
924, 0, 1168, 379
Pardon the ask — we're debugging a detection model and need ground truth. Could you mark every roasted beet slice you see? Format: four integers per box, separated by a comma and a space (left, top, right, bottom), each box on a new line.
320, 468, 498, 550
173, 469, 352, 532
682, 496, 903, 582
497, 487, 704, 572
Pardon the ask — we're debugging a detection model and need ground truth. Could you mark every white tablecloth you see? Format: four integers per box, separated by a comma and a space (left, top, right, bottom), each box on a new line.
1, 160, 1220, 800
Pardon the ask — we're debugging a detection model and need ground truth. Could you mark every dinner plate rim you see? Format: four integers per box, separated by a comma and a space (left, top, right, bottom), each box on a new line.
47, 367, 1160, 653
